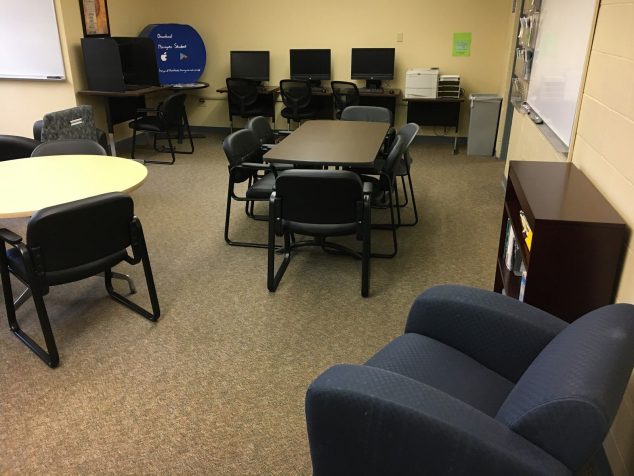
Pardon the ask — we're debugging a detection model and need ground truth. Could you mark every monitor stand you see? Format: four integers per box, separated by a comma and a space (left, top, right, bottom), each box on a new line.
365, 79, 382, 91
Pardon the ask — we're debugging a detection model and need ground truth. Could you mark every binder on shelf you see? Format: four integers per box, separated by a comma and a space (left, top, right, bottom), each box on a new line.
519, 210, 533, 250
504, 220, 515, 270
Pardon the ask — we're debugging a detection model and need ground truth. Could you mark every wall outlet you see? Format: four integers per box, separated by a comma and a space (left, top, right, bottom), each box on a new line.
198, 97, 208, 107
396, 32, 403, 43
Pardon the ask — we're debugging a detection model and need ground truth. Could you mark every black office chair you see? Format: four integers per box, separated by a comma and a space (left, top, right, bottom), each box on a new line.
331, 81, 360, 119
268, 170, 372, 297
360, 135, 404, 259
226, 78, 273, 133
128, 92, 194, 165
31, 139, 107, 157
0, 135, 40, 161
246, 115, 288, 151
279, 79, 316, 130
394, 123, 420, 226
223, 128, 286, 248
340, 105, 392, 123
0, 192, 160, 368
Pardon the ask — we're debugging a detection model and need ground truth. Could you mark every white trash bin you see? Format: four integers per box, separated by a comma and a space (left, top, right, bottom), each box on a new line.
467, 94, 502, 156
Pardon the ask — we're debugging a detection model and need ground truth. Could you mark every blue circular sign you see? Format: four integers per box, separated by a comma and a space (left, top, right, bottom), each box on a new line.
140, 24, 206, 85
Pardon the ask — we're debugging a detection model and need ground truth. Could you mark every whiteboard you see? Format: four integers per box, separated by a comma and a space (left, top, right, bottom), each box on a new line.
526, 0, 596, 146
0, 0, 66, 80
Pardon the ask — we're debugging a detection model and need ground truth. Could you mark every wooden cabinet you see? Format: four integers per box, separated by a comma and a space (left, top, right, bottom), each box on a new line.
494, 161, 626, 322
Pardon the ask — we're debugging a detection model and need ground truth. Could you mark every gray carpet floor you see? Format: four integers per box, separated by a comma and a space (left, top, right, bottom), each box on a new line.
0, 132, 504, 475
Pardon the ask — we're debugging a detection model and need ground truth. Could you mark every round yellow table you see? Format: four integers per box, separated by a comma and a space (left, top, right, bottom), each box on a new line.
0, 155, 148, 218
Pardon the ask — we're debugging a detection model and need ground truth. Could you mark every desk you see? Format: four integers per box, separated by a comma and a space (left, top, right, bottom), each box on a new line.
0, 155, 147, 218
79, 82, 209, 155
263, 120, 389, 167
404, 96, 464, 154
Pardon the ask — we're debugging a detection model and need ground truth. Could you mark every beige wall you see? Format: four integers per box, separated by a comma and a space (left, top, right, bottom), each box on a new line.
1, 0, 515, 141
505, 0, 634, 473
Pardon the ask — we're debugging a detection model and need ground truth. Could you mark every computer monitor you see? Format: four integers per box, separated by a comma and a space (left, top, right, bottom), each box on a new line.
290, 49, 331, 86
114, 37, 160, 87
230, 51, 270, 82
350, 48, 395, 90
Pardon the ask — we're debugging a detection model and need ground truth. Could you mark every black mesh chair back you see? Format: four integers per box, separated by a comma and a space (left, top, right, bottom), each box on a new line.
31, 139, 107, 157
341, 105, 392, 124
247, 116, 276, 146
128, 91, 194, 164
331, 81, 360, 119
268, 170, 372, 296
226, 78, 260, 116
279, 80, 315, 128
0, 192, 160, 367
0, 135, 40, 161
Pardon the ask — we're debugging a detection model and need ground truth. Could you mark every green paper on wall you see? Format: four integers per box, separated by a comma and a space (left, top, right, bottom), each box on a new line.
453, 32, 472, 57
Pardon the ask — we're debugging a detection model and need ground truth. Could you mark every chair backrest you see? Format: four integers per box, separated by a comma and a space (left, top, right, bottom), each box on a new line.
274, 170, 363, 225
158, 92, 187, 129
41, 105, 100, 142
247, 116, 275, 145
279, 80, 312, 115
226, 78, 259, 114
31, 139, 107, 157
222, 129, 263, 183
331, 81, 360, 117
26, 192, 135, 279
341, 105, 392, 124
0, 135, 40, 161
380, 135, 404, 183
496, 304, 634, 471
397, 123, 420, 152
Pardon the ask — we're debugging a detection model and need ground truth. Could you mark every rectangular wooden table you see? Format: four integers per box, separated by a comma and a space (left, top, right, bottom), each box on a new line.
263, 120, 389, 167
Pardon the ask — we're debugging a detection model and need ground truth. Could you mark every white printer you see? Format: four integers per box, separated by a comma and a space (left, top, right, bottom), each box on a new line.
405, 68, 439, 98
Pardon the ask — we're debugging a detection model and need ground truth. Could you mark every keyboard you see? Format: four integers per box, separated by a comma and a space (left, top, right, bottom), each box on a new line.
359, 88, 384, 94
125, 84, 150, 91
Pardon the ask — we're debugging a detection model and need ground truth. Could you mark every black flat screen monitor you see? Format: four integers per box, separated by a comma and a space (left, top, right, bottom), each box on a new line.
351, 48, 395, 80
290, 49, 331, 81
230, 51, 270, 82
114, 37, 160, 86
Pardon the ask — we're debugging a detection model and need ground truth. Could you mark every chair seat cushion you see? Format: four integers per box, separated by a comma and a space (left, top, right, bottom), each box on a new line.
282, 220, 357, 236
6, 247, 127, 287
129, 116, 162, 132
245, 172, 276, 199
281, 108, 316, 120
366, 333, 515, 417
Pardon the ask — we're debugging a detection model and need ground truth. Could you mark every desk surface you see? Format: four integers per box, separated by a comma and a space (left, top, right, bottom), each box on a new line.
263, 120, 389, 167
403, 95, 464, 103
0, 155, 147, 218
216, 86, 279, 94
78, 86, 167, 97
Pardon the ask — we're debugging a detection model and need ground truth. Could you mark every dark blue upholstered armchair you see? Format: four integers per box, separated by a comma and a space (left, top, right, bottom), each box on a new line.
306, 285, 634, 476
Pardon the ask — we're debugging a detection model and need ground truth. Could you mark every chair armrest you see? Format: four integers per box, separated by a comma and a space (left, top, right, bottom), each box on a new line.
306, 364, 569, 476
0, 228, 23, 245
405, 285, 568, 382
363, 181, 373, 195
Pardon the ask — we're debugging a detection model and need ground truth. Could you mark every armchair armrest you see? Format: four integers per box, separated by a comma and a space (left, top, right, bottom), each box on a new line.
0, 228, 23, 245
405, 285, 567, 382
306, 364, 569, 476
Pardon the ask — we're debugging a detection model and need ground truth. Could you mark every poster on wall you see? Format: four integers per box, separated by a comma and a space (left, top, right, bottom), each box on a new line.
140, 24, 206, 85
79, 0, 110, 37
452, 32, 472, 57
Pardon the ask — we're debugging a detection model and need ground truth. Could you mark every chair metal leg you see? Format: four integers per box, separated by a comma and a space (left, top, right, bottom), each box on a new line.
0, 249, 59, 367
398, 170, 419, 227
104, 242, 160, 322
371, 189, 398, 259
108, 271, 136, 294
268, 231, 292, 292
397, 175, 409, 207
224, 181, 268, 249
